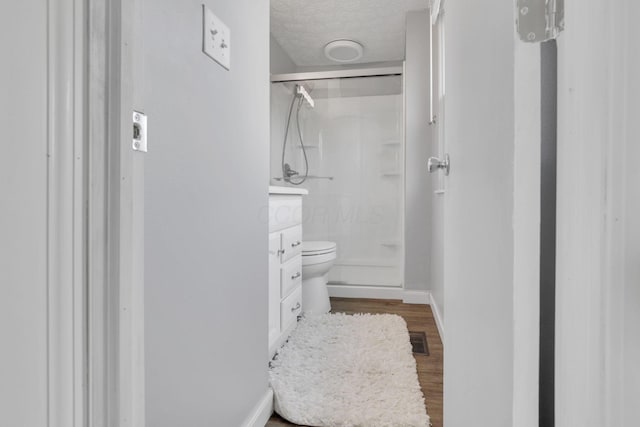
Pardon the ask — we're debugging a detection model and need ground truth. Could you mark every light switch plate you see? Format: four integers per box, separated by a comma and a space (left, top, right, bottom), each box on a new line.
202, 5, 230, 70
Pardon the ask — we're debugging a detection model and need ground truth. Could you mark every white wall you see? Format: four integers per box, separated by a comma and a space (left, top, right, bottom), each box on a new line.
140, 1, 270, 425
271, 34, 297, 74
0, 2, 49, 425
404, 10, 433, 292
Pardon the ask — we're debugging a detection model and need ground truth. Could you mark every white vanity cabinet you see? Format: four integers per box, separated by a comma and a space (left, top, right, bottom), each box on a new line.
268, 187, 307, 359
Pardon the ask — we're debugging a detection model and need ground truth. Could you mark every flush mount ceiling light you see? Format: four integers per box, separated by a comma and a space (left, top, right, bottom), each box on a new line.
324, 40, 364, 63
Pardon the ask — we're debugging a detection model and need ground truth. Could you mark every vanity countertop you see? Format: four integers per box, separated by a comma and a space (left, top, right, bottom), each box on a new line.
269, 185, 309, 196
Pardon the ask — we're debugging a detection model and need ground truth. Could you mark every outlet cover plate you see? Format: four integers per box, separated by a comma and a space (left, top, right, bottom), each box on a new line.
202, 5, 230, 70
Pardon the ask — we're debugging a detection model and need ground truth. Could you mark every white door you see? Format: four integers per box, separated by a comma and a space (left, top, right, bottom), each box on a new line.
441, 1, 529, 425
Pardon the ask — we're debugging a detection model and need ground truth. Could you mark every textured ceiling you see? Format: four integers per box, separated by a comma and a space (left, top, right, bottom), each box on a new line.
271, 0, 430, 67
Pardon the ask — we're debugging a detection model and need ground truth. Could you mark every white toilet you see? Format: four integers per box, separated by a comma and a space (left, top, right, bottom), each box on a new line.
301, 241, 337, 315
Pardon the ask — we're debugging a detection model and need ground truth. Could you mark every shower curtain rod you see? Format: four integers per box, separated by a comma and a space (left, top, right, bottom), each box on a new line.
271, 65, 403, 83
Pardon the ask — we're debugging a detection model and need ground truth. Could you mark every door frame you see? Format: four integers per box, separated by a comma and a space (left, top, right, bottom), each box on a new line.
87, 0, 144, 425
47, 0, 88, 424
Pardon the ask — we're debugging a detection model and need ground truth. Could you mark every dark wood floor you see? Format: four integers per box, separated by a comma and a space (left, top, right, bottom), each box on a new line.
267, 297, 443, 427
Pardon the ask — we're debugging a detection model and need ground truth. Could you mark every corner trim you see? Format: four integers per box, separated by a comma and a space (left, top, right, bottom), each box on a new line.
242, 388, 274, 427
429, 292, 445, 345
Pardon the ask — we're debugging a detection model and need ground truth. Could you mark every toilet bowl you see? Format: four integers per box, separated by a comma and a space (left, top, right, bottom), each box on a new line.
301, 241, 337, 315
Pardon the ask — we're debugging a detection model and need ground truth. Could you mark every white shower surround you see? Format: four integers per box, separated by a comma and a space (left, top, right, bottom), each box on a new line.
271, 76, 405, 288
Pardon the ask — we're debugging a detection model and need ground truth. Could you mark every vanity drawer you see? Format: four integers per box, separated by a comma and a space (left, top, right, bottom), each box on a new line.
281, 225, 302, 263
280, 286, 302, 331
281, 255, 302, 299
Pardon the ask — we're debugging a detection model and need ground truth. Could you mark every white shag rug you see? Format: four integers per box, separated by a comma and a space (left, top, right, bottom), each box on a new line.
269, 313, 430, 427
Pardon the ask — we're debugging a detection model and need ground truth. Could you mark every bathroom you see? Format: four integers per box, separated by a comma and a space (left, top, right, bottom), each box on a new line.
268, 1, 441, 310
6, 0, 640, 426
266, 1, 443, 425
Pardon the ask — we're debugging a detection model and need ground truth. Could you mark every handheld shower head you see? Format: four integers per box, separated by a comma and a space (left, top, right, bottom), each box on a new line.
280, 87, 310, 186
296, 85, 315, 108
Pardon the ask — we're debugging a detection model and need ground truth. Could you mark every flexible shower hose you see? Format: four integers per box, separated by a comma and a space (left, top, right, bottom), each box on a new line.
281, 91, 309, 185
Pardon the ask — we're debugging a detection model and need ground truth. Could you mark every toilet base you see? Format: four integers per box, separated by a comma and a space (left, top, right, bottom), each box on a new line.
301, 274, 331, 315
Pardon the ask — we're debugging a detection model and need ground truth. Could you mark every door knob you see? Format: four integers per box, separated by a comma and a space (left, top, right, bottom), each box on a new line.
427, 154, 450, 176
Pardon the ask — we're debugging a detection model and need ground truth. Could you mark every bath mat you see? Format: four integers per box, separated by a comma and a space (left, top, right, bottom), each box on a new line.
269, 313, 430, 427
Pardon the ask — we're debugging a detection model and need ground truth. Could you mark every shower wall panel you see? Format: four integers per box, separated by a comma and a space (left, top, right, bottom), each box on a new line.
307, 95, 403, 287
271, 77, 404, 288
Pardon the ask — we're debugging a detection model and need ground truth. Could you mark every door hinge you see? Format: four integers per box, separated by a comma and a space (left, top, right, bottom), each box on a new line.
517, 0, 564, 43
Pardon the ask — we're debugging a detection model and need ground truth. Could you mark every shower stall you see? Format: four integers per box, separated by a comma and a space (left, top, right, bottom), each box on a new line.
271, 68, 405, 289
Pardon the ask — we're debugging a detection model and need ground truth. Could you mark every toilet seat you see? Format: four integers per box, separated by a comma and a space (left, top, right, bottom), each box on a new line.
301, 250, 336, 266
302, 241, 337, 256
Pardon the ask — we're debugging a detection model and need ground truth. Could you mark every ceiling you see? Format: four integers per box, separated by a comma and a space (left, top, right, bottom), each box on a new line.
271, 0, 430, 67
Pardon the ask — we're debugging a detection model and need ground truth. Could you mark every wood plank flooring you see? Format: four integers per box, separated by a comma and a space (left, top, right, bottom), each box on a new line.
266, 298, 443, 427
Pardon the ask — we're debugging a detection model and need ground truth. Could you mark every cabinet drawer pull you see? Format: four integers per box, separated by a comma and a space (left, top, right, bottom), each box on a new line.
291, 302, 301, 312
291, 241, 302, 248
291, 272, 301, 280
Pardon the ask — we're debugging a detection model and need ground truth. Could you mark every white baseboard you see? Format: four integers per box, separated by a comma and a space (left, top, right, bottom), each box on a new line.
402, 290, 430, 304
429, 292, 445, 345
327, 284, 404, 300
242, 388, 273, 427
327, 285, 431, 306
